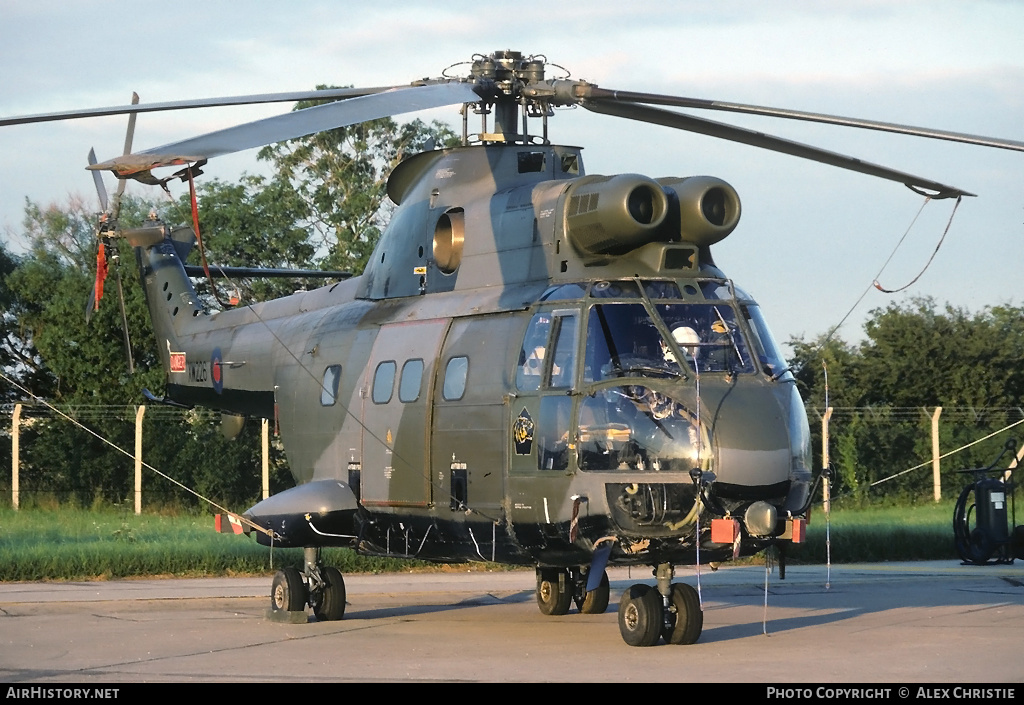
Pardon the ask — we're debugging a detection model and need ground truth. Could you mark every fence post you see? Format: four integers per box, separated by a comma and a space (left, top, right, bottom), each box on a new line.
135, 405, 146, 514
931, 406, 942, 502
261, 417, 270, 500
1007, 439, 1024, 483
822, 406, 833, 514
11, 404, 21, 510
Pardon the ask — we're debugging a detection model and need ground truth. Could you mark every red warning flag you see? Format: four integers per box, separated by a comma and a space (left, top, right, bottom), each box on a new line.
94, 242, 108, 310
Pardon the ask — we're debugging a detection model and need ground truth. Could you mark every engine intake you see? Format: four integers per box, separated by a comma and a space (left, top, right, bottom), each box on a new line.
564, 174, 670, 256
658, 176, 741, 247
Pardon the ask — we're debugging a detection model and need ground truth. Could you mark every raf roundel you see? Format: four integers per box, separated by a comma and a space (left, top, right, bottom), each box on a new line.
211, 347, 223, 395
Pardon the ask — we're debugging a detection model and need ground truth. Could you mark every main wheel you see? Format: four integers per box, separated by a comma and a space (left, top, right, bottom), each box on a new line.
312, 566, 346, 621
271, 566, 307, 613
618, 584, 663, 647
536, 568, 572, 615
662, 583, 703, 645
575, 570, 610, 614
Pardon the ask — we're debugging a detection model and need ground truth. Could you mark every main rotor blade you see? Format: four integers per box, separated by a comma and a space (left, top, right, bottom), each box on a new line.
583, 99, 973, 198
0, 86, 403, 127
585, 87, 1024, 153
91, 81, 480, 174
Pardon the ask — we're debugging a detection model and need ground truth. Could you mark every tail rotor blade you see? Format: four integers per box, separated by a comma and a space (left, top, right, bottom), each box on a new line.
112, 93, 139, 218
85, 286, 97, 324
87, 148, 109, 212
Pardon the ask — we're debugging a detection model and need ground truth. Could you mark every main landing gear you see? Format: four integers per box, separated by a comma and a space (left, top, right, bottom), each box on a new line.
269, 548, 347, 622
618, 563, 702, 647
535, 566, 611, 615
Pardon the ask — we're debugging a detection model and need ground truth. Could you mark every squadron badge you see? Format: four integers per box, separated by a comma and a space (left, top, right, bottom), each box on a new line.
513, 407, 535, 456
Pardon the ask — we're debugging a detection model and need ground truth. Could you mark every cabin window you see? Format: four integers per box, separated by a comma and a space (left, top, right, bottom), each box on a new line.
399, 359, 424, 402
320, 365, 341, 406
372, 361, 397, 404
560, 153, 579, 175
442, 356, 469, 401
518, 151, 546, 173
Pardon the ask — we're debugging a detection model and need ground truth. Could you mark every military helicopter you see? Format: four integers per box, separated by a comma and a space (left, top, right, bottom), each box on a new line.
5, 50, 1023, 646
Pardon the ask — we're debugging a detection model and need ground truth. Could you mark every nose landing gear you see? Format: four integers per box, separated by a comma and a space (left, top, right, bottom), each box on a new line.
618, 562, 703, 646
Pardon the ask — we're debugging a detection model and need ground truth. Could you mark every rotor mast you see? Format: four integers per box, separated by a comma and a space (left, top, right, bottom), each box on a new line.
468, 50, 552, 145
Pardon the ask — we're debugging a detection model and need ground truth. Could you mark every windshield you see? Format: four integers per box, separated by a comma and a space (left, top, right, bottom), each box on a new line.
654, 303, 754, 374
584, 303, 685, 381
584, 301, 754, 379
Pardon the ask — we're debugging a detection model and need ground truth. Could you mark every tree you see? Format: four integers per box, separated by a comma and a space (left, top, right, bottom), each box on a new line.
4, 96, 458, 506
789, 298, 1024, 502
167, 174, 319, 303
8, 196, 162, 402
257, 88, 460, 273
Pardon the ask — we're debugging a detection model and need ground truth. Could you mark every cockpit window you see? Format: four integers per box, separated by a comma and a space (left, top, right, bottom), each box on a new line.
548, 314, 578, 389
516, 313, 552, 392
655, 303, 754, 374
641, 280, 681, 300
578, 386, 705, 472
516, 310, 579, 391
742, 304, 792, 379
584, 302, 753, 379
539, 283, 586, 302
699, 279, 732, 300
589, 280, 642, 299
585, 303, 685, 381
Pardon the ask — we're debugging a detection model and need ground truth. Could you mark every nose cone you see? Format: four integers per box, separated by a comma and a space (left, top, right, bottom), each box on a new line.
704, 383, 792, 494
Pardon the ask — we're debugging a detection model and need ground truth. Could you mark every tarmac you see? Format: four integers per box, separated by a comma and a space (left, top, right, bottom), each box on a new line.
0, 560, 1022, 683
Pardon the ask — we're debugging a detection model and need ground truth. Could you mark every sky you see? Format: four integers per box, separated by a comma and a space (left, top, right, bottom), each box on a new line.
1, 0, 1022, 352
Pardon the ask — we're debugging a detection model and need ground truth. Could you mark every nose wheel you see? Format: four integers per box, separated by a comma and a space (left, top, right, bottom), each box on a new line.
618, 563, 703, 646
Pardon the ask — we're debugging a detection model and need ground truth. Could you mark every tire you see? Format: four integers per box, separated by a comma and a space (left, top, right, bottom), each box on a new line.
954, 484, 993, 565
312, 566, 346, 621
576, 570, 610, 614
662, 583, 703, 645
536, 568, 572, 615
618, 584, 663, 647
271, 566, 307, 612
1012, 525, 1024, 561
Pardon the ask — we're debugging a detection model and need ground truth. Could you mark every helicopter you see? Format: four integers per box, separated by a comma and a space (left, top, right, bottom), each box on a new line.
4, 50, 1023, 647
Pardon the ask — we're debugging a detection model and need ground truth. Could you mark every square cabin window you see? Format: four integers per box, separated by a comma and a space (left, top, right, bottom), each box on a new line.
442, 356, 469, 401
372, 361, 397, 404
399, 359, 424, 403
320, 365, 341, 406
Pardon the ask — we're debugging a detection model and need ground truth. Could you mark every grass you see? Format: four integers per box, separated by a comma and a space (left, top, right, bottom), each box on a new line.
0, 505, 432, 581
791, 500, 965, 563
1, 499, 1016, 581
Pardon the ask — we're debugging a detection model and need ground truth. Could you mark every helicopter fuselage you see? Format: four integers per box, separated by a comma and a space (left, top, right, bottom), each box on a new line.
134, 142, 812, 570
